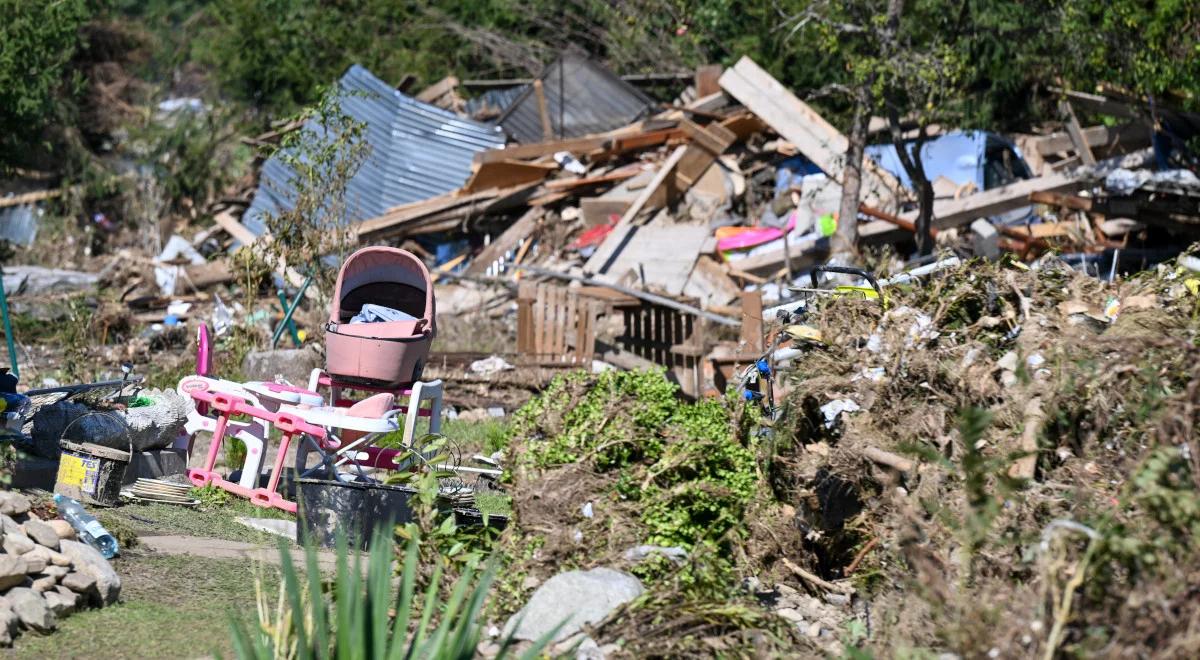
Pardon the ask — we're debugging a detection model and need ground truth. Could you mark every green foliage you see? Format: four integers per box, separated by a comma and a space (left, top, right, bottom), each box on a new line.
513, 369, 761, 570
0, 0, 93, 166
191, 483, 233, 508
513, 369, 679, 470
230, 529, 560, 659
1061, 0, 1200, 110
255, 88, 369, 297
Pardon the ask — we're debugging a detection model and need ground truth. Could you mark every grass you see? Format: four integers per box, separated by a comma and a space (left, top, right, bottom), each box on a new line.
0, 553, 280, 660
100, 499, 295, 544
473, 491, 512, 518
442, 418, 510, 455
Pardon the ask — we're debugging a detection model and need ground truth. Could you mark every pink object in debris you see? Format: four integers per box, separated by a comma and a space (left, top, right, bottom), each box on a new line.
324, 247, 436, 388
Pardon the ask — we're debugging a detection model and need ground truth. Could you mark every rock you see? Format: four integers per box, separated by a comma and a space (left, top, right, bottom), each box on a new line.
241, 344, 323, 387
60, 571, 98, 601
5, 588, 56, 632
806, 622, 822, 638
2, 532, 34, 555
46, 519, 75, 541
574, 635, 604, 660
0, 515, 20, 534
0, 603, 17, 647
25, 545, 72, 568
504, 567, 644, 643
22, 520, 60, 551
776, 607, 807, 625
0, 492, 31, 517
41, 565, 68, 579
41, 591, 75, 617
0, 556, 29, 591
22, 555, 47, 575
30, 575, 56, 592
121, 389, 191, 451
58, 540, 120, 605
622, 545, 689, 564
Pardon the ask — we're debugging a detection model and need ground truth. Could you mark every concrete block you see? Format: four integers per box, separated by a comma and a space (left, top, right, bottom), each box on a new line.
122, 448, 188, 485
970, 218, 999, 260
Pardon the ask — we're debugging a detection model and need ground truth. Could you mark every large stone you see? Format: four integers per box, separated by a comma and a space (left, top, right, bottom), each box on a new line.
121, 389, 191, 452
58, 540, 120, 605
0, 603, 18, 647
22, 555, 47, 575
2, 532, 34, 556
22, 519, 60, 551
60, 571, 98, 601
0, 492, 31, 517
30, 575, 56, 592
5, 588, 56, 632
25, 544, 71, 568
0, 556, 29, 591
503, 568, 644, 643
0, 514, 21, 534
241, 344, 323, 387
41, 590, 75, 617
46, 519, 76, 541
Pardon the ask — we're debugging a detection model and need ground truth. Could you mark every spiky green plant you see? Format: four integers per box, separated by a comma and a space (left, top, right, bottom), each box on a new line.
229, 528, 558, 659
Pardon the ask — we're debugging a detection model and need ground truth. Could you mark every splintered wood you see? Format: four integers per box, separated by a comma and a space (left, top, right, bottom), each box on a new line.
517, 282, 597, 365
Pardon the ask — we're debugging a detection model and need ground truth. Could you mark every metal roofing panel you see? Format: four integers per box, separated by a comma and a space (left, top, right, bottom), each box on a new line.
497, 53, 656, 144
244, 65, 505, 236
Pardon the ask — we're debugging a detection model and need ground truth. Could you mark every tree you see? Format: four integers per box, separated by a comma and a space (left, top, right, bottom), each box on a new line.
0, 0, 93, 169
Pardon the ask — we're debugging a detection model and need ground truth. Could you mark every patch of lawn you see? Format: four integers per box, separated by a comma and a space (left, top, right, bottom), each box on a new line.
101, 499, 296, 545
442, 418, 510, 455
1, 553, 280, 660
473, 490, 512, 517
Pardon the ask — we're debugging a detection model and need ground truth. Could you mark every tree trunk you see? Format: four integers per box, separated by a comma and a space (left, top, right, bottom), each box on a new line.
833, 86, 869, 261
887, 112, 935, 255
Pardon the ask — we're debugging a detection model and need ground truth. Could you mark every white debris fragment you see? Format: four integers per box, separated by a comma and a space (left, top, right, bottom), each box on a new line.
820, 399, 860, 429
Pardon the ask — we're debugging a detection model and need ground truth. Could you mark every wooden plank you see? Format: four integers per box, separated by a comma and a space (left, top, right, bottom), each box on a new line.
465, 208, 543, 275
1029, 123, 1151, 156
577, 300, 596, 363
533, 285, 546, 357
740, 291, 764, 353
1029, 190, 1094, 211
182, 258, 233, 289
462, 160, 557, 193
210, 210, 309, 291
1059, 101, 1097, 166
719, 57, 900, 210
416, 76, 459, 103
212, 210, 258, 245
475, 136, 612, 164
585, 145, 689, 275
859, 172, 1083, 240
675, 119, 737, 188
516, 281, 536, 354
695, 65, 723, 97
534, 79, 553, 141
516, 264, 739, 327
551, 286, 566, 359
563, 290, 577, 363
545, 169, 639, 191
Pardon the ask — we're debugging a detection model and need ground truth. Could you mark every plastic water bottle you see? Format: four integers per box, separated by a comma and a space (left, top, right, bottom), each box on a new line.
53, 494, 119, 558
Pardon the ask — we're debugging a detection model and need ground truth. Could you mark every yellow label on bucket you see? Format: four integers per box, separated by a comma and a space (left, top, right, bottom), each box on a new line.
57, 453, 100, 496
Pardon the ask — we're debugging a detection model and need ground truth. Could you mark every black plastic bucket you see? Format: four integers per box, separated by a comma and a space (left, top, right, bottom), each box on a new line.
296, 478, 417, 550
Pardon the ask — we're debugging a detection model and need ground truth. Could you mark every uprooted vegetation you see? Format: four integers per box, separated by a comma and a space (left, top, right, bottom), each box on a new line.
479, 252, 1200, 657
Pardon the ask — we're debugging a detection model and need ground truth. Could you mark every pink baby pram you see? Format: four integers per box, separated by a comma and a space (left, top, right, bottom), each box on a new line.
325, 247, 436, 387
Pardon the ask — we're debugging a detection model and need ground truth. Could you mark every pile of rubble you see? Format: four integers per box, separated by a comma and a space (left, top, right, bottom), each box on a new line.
0, 491, 120, 646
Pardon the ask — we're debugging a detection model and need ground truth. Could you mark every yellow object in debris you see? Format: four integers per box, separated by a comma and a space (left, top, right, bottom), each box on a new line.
784, 324, 823, 343
1185, 278, 1200, 297
297, 329, 308, 343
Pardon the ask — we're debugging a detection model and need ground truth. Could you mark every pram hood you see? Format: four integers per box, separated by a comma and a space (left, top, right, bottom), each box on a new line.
328, 247, 436, 338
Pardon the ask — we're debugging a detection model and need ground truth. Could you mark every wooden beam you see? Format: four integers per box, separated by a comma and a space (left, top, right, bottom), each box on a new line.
719, 56, 900, 211
1029, 190, 1094, 211
416, 76, 459, 104
475, 136, 612, 164
585, 145, 688, 276
465, 208, 544, 275
1029, 123, 1151, 156
695, 65, 723, 97
461, 159, 557, 193
859, 173, 1083, 239
534, 79, 553, 141
1059, 101, 1097, 166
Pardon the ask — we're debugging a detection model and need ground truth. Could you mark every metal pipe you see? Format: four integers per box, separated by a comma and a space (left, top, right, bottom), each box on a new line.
271, 275, 313, 348
0, 270, 17, 378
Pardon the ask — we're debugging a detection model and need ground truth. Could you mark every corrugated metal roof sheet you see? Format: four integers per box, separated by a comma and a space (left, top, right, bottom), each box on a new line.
464, 86, 526, 121
244, 65, 505, 236
0, 205, 40, 247
497, 53, 656, 144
